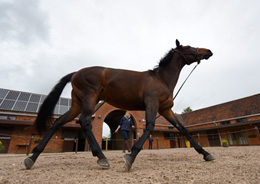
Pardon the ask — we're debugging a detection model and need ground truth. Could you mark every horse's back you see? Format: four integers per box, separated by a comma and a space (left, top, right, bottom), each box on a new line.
71, 66, 151, 109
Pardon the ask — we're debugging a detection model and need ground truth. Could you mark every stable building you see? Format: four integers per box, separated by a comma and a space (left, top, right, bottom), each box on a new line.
0, 87, 259, 154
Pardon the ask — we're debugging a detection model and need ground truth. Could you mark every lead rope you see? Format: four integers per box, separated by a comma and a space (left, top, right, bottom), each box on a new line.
155, 63, 199, 120
173, 63, 199, 100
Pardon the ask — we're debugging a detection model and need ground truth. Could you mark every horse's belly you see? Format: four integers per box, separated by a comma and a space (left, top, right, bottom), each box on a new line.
100, 94, 145, 110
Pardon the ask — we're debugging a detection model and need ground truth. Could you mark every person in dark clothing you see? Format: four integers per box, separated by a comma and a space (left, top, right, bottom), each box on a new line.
148, 134, 153, 149
115, 111, 135, 153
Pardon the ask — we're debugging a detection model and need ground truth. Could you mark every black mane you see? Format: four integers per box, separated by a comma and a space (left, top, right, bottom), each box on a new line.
152, 49, 174, 72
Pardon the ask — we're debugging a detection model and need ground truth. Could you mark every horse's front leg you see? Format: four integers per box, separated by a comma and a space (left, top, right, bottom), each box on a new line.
78, 112, 110, 168
160, 109, 215, 161
123, 103, 158, 171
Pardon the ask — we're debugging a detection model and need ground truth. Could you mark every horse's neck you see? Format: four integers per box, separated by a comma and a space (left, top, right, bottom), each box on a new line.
158, 55, 185, 92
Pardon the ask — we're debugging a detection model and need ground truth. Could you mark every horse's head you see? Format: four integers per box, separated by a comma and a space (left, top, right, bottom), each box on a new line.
175, 39, 213, 65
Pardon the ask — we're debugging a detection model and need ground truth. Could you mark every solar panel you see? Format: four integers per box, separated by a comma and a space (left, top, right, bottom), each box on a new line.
40, 95, 46, 103
54, 105, 59, 114
0, 88, 72, 115
25, 103, 39, 112
0, 100, 15, 110
60, 105, 69, 114
60, 98, 68, 106
0, 88, 8, 99
57, 98, 61, 105
18, 92, 31, 101
29, 94, 41, 103
13, 101, 27, 111
5, 91, 19, 100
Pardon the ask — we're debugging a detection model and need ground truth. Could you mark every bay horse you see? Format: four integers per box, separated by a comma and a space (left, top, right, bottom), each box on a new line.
24, 39, 215, 171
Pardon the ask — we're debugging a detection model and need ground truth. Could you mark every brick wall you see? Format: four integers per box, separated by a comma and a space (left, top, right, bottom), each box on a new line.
7, 126, 64, 154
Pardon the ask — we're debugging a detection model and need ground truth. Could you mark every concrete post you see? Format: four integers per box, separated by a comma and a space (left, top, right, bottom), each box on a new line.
255, 126, 260, 143
75, 138, 79, 153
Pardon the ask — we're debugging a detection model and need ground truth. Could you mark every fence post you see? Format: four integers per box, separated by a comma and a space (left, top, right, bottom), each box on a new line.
197, 133, 201, 146
255, 126, 260, 143
156, 137, 159, 149
75, 138, 79, 153
106, 138, 108, 152
27, 135, 34, 156
132, 131, 134, 148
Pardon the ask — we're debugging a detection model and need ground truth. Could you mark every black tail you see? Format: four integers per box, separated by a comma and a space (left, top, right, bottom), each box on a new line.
35, 72, 76, 134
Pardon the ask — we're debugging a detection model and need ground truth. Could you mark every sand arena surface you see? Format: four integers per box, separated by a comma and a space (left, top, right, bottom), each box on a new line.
0, 146, 260, 184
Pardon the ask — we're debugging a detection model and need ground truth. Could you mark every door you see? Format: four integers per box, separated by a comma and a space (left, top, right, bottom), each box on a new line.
207, 130, 221, 146
0, 126, 13, 153
62, 129, 85, 152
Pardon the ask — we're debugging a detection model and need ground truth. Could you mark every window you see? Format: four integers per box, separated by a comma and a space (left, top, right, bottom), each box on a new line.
221, 121, 230, 125
236, 118, 247, 123
164, 132, 175, 140
0, 115, 8, 120
237, 132, 248, 144
227, 133, 237, 145
8, 116, 16, 120
0, 116, 16, 120
227, 131, 248, 145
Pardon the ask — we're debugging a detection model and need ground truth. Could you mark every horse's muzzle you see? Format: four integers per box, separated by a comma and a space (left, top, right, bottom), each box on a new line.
204, 50, 213, 60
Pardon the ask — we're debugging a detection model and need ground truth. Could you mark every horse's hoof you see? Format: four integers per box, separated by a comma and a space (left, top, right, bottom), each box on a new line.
123, 154, 133, 172
24, 157, 35, 169
97, 158, 110, 168
204, 154, 215, 161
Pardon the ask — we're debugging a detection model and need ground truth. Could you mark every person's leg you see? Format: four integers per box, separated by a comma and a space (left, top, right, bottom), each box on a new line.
122, 131, 128, 153
125, 131, 131, 152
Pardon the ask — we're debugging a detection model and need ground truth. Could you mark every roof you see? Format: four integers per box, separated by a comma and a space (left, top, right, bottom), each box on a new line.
144, 94, 260, 128
180, 94, 260, 126
0, 88, 71, 115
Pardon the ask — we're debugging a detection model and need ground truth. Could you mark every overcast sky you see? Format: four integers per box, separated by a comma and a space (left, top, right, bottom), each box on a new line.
0, 0, 260, 114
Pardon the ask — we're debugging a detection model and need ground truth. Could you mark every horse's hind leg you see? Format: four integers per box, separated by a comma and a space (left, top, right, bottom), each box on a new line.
24, 105, 81, 169
161, 109, 215, 161
78, 100, 110, 168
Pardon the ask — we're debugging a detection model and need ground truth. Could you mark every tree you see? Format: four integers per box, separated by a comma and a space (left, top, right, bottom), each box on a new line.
182, 107, 193, 114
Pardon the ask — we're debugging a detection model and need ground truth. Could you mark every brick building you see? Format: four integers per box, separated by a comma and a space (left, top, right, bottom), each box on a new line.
0, 87, 259, 154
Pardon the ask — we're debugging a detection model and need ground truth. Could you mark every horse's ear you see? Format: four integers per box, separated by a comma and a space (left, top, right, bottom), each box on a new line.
176, 39, 180, 48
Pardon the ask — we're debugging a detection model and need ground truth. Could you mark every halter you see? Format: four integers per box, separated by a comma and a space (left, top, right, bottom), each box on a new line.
172, 47, 202, 65
171, 47, 202, 99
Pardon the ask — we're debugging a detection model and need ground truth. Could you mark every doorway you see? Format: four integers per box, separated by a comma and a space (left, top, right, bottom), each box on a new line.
62, 129, 85, 152
102, 110, 136, 150
0, 126, 13, 153
207, 130, 221, 146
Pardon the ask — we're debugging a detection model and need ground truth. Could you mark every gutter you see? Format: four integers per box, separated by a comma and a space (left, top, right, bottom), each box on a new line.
143, 113, 260, 128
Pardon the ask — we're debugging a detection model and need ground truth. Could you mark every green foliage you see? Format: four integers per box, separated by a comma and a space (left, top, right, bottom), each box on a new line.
221, 139, 229, 147
34, 138, 42, 143
0, 141, 4, 151
181, 107, 193, 114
